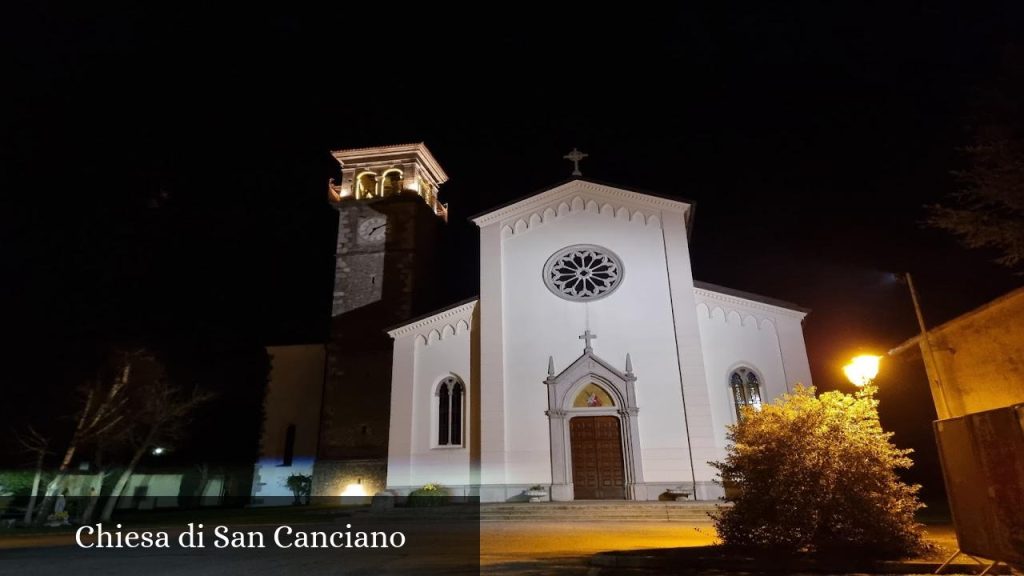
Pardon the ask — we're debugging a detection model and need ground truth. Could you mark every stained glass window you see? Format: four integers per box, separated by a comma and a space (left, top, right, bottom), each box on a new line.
730, 367, 763, 420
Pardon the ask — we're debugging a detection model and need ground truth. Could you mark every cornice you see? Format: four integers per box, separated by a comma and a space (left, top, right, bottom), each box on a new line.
695, 287, 807, 320
331, 142, 449, 183
471, 180, 690, 228
386, 299, 478, 340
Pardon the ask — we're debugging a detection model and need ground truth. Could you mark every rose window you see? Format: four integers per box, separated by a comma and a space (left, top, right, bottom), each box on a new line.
543, 245, 624, 301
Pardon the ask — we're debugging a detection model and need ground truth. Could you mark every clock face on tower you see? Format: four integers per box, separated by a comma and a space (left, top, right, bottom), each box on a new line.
357, 216, 387, 245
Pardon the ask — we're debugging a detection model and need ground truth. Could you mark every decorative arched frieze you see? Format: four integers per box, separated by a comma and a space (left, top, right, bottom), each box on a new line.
495, 195, 667, 237
697, 302, 783, 333
471, 180, 691, 229
693, 285, 808, 320
411, 321, 473, 347
388, 299, 478, 346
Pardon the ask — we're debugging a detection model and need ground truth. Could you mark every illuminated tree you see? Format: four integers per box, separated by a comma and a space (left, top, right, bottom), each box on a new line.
711, 386, 930, 557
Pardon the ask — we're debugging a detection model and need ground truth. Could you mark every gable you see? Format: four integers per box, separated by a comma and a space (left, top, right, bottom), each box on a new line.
470, 178, 694, 234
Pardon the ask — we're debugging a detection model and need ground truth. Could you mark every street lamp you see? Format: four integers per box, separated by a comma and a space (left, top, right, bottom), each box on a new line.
843, 355, 881, 388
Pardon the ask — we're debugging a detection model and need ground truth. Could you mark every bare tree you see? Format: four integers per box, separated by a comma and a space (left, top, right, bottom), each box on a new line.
33, 349, 137, 523
13, 426, 49, 524
78, 446, 112, 525
99, 370, 213, 521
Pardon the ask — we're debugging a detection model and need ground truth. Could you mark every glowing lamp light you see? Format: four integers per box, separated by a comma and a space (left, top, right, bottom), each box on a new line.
843, 355, 881, 387
151, 446, 166, 456
340, 483, 366, 497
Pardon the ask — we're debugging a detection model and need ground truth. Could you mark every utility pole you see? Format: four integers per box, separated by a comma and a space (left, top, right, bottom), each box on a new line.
905, 272, 952, 419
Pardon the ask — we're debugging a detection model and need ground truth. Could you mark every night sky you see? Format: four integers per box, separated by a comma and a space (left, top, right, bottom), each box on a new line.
3, 5, 1022, 490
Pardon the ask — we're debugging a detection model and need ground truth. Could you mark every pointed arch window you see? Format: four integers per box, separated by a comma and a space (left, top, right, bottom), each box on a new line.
436, 376, 465, 447
730, 367, 763, 420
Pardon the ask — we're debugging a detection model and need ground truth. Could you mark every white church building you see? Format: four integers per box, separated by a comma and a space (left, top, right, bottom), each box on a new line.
384, 176, 812, 502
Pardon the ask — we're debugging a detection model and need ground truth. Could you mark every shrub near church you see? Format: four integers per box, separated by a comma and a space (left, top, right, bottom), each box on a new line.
711, 385, 931, 558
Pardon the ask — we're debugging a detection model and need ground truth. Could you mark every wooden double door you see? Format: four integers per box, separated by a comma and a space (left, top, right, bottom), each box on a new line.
570, 416, 626, 500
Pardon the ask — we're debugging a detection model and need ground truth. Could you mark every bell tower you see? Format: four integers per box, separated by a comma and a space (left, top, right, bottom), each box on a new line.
328, 143, 449, 318
329, 142, 448, 216
315, 143, 448, 496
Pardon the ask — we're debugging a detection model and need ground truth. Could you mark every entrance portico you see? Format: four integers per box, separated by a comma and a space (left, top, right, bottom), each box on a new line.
544, 340, 644, 501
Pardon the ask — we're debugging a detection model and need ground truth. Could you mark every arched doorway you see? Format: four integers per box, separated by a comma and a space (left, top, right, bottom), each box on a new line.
544, 348, 643, 501
569, 415, 625, 500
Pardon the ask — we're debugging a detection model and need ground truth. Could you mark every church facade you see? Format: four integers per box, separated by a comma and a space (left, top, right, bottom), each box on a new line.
251, 143, 813, 503
382, 158, 813, 502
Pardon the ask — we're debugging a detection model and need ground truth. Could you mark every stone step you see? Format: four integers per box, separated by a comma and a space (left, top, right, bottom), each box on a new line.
479, 501, 722, 522
479, 510, 717, 516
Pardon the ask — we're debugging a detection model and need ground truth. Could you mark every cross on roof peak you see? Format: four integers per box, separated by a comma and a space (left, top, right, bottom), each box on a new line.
563, 148, 588, 176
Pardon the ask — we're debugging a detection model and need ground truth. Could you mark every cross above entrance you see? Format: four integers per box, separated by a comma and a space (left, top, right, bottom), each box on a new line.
563, 148, 588, 176
579, 329, 597, 352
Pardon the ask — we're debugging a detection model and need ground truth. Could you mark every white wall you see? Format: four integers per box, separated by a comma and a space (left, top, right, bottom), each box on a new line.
410, 325, 472, 487
695, 294, 811, 458
496, 195, 693, 487
387, 303, 475, 492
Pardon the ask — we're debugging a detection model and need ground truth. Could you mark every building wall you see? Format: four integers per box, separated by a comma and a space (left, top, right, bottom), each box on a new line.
480, 184, 700, 498
695, 293, 811, 459
62, 471, 228, 509
320, 195, 443, 464
924, 287, 1024, 418
386, 181, 814, 502
311, 459, 387, 500
386, 301, 476, 494
251, 344, 324, 503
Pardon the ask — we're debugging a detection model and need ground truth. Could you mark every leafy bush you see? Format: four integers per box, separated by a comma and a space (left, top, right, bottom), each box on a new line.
710, 385, 931, 558
407, 483, 450, 507
284, 474, 312, 505
0, 471, 38, 498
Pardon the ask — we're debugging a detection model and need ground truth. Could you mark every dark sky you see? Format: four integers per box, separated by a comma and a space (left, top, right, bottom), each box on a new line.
3, 5, 1022, 480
